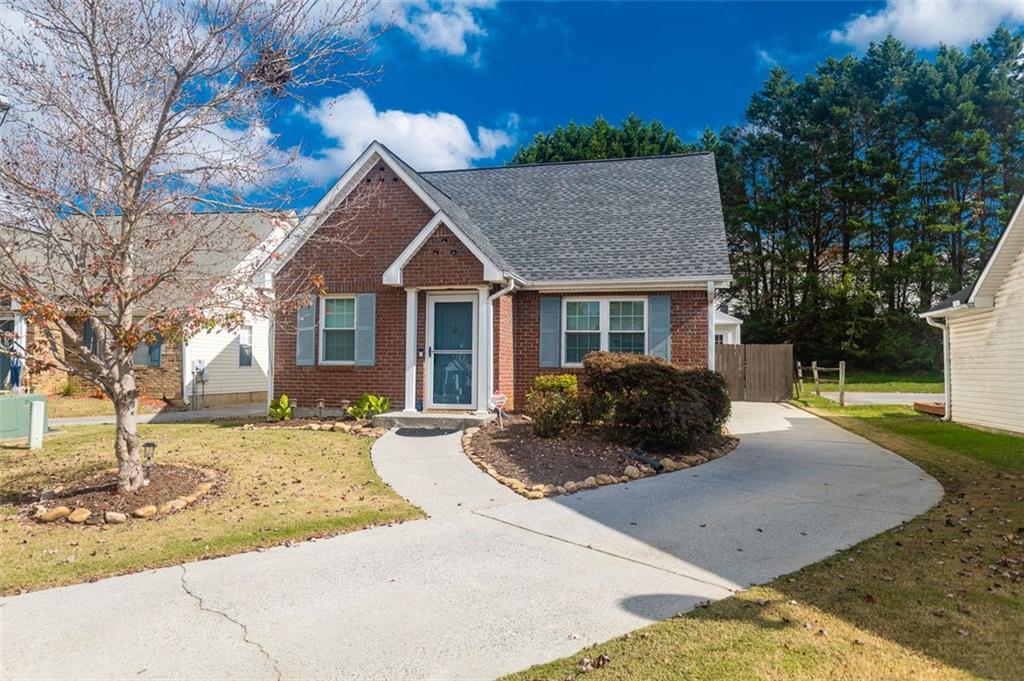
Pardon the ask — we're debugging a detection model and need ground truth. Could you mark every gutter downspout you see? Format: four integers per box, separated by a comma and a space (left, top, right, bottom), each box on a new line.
487, 278, 516, 403
926, 316, 952, 421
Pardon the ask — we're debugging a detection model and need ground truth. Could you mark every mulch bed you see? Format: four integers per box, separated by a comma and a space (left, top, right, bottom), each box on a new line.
19, 465, 206, 514
466, 415, 738, 494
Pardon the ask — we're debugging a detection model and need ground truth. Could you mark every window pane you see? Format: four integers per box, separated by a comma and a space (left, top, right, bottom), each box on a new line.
323, 329, 355, 361
324, 298, 355, 329
239, 344, 253, 367
609, 332, 645, 354
610, 301, 645, 331
565, 332, 600, 363
239, 325, 253, 346
565, 301, 599, 331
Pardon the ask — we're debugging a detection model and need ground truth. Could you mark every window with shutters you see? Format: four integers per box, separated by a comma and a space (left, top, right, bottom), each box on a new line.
562, 297, 647, 366
320, 296, 356, 364
133, 334, 162, 367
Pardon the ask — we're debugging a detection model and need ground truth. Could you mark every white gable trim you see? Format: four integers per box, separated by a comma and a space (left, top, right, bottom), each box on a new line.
383, 212, 505, 286
272, 142, 444, 274
969, 192, 1024, 306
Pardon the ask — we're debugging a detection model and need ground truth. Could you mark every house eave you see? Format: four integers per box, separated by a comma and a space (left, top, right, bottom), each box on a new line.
523, 275, 732, 293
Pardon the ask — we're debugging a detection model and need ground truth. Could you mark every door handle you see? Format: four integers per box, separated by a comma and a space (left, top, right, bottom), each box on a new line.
428, 346, 433, 357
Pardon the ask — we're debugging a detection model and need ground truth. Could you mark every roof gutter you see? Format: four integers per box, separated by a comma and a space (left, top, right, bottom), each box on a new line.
925, 316, 952, 421
486, 278, 516, 403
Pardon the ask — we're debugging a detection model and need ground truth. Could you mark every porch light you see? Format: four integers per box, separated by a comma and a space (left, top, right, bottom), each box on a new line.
143, 441, 157, 482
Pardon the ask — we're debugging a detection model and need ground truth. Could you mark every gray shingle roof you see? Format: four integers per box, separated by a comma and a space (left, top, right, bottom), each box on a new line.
419, 153, 731, 282
925, 283, 975, 314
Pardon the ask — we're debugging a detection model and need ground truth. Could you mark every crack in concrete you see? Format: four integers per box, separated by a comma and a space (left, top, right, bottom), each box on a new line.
472, 509, 740, 596
178, 566, 283, 681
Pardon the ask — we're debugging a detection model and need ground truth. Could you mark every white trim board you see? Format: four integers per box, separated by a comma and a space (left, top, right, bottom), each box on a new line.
424, 292, 479, 410
970, 192, 1024, 306
382, 212, 505, 285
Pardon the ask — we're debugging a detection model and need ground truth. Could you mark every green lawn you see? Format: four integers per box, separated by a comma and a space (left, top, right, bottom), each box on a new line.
839, 370, 944, 393
0, 422, 423, 594
508, 397, 1023, 681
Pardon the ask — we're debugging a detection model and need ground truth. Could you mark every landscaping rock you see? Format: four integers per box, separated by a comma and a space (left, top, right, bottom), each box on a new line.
39, 507, 71, 522
542, 484, 557, 496
660, 458, 677, 472
583, 476, 598, 489
193, 482, 213, 496
623, 465, 641, 480
619, 475, 630, 483
104, 511, 127, 524
529, 484, 545, 492
679, 455, 708, 466
168, 498, 188, 510
526, 490, 544, 500
596, 474, 614, 485
370, 428, 386, 437
85, 513, 105, 526
132, 505, 157, 518
464, 427, 480, 437
67, 508, 92, 523
335, 422, 352, 433
158, 502, 174, 514
307, 423, 322, 431
564, 481, 578, 493
555, 486, 566, 495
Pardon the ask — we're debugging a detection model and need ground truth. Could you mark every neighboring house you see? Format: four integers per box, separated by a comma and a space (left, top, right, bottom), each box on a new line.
921, 196, 1024, 434
714, 310, 743, 345
5, 212, 295, 407
271, 141, 732, 413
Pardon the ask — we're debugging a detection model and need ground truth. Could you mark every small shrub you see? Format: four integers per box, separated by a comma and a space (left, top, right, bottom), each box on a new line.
680, 369, 731, 432
58, 381, 80, 397
526, 373, 579, 437
346, 393, 391, 420
268, 394, 294, 421
582, 352, 728, 450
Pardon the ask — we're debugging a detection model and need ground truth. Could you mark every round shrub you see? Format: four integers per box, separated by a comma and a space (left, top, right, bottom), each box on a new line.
526, 373, 580, 438
582, 352, 730, 450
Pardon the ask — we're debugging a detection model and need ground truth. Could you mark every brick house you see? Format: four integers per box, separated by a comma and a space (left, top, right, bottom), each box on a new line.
271, 142, 732, 413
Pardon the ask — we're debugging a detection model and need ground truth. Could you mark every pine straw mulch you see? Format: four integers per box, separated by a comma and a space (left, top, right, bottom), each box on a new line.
468, 415, 738, 490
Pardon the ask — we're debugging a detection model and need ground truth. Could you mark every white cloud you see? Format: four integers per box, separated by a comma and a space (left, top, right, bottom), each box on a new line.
296, 89, 515, 181
831, 0, 1024, 48
389, 0, 496, 56
756, 48, 779, 68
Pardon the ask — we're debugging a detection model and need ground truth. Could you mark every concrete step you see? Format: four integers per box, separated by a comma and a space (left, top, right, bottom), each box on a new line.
372, 410, 493, 431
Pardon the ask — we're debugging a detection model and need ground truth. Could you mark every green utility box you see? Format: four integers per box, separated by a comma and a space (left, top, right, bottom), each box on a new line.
0, 393, 48, 440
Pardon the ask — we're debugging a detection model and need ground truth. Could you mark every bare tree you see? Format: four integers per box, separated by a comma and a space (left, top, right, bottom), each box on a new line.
0, 0, 381, 492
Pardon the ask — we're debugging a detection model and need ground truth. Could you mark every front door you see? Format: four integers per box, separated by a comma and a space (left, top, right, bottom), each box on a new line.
427, 295, 476, 408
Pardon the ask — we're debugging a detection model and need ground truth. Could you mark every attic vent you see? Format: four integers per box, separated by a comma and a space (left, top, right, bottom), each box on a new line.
450, 249, 458, 256
432, 249, 440, 255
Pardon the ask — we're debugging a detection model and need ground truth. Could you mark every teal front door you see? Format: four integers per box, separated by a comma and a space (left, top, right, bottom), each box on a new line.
428, 297, 475, 407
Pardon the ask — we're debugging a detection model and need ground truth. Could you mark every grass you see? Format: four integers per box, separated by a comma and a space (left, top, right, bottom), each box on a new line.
46, 395, 162, 419
838, 370, 944, 394
507, 397, 1023, 681
0, 421, 423, 594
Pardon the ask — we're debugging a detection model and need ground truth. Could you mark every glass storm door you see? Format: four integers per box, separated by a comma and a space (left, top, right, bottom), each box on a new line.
430, 299, 474, 407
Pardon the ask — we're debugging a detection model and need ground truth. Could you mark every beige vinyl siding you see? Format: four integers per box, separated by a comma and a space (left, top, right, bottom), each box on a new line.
947, 241, 1024, 434
183, 315, 270, 400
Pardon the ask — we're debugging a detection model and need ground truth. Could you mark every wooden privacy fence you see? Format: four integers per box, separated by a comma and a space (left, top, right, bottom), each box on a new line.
715, 344, 794, 402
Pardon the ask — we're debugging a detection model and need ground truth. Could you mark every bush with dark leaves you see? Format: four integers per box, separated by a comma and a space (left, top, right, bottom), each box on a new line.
526, 373, 580, 438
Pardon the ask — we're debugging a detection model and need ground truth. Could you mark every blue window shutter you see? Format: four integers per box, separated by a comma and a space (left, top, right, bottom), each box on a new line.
82, 320, 96, 353
539, 296, 561, 368
355, 293, 376, 366
148, 335, 162, 366
648, 295, 671, 361
295, 298, 316, 366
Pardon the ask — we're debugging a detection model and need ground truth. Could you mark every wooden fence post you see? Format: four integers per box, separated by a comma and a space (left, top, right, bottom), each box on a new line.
839, 361, 846, 408
795, 361, 803, 396
812, 361, 820, 396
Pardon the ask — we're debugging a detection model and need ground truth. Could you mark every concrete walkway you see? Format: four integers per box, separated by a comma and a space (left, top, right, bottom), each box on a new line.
50, 403, 264, 427
1, 403, 942, 681
821, 391, 940, 406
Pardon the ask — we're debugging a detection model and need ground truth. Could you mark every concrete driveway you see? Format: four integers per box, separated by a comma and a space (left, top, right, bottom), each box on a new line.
1, 403, 942, 681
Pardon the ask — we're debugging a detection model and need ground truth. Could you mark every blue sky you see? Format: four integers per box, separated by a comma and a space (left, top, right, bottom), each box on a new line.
279, 0, 1024, 200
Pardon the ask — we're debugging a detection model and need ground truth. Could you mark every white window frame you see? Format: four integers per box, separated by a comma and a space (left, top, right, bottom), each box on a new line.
238, 325, 253, 367
561, 297, 648, 367
319, 295, 357, 365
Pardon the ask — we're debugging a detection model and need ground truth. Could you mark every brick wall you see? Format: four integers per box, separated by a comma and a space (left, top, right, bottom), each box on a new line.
404, 224, 484, 288
511, 290, 708, 408
492, 292, 516, 410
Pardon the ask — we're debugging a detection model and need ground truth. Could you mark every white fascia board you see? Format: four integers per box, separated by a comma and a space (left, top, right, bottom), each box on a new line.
382, 211, 506, 286
525, 276, 732, 293
272, 142, 443, 275
969, 192, 1023, 305
715, 310, 743, 325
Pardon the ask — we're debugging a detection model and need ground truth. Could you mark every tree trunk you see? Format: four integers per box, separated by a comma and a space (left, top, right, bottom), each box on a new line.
114, 394, 144, 493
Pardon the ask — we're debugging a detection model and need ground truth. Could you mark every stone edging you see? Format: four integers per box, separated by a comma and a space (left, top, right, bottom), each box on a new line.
242, 421, 386, 437
32, 468, 220, 525
461, 427, 734, 499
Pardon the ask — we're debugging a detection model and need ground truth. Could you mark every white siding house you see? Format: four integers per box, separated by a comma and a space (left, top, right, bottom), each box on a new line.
182, 314, 272, 407
921, 198, 1024, 435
